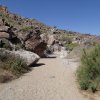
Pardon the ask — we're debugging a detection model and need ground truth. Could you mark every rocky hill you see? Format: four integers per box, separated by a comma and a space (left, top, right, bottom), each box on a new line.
0, 5, 49, 57
0, 5, 99, 56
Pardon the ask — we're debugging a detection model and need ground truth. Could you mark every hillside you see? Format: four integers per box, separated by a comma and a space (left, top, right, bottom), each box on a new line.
0, 5, 99, 45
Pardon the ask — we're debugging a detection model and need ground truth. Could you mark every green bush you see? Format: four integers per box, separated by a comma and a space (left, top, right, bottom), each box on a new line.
77, 44, 100, 92
8, 56, 29, 76
0, 50, 29, 76
20, 26, 33, 32
65, 42, 78, 51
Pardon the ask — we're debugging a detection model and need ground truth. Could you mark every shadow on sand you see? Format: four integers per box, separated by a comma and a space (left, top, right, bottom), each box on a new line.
30, 63, 45, 68
42, 55, 57, 59
30, 55, 56, 68
43, 56, 56, 59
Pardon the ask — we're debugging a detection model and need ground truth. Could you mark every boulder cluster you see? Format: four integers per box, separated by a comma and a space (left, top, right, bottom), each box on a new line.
0, 5, 47, 60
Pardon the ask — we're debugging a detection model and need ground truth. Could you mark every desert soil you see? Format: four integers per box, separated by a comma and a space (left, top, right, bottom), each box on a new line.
0, 56, 100, 100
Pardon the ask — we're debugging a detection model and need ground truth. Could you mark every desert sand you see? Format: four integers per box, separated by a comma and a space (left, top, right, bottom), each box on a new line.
0, 56, 99, 100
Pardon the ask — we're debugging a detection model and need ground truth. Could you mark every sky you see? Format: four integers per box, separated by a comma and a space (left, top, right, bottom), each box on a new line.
0, 0, 100, 35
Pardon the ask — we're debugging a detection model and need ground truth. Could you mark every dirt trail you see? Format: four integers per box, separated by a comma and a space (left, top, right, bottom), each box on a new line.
0, 57, 99, 100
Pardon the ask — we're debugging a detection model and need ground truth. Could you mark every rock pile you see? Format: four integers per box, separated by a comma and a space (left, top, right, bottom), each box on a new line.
0, 5, 47, 58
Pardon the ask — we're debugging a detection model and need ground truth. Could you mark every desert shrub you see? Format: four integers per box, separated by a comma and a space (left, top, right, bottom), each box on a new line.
65, 42, 78, 51
77, 44, 100, 92
8, 56, 29, 76
20, 26, 33, 32
0, 50, 29, 76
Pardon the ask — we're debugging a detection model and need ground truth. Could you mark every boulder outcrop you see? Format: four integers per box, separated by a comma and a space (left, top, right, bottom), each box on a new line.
12, 50, 40, 66
0, 32, 9, 39
0, 6, 47, 57
25, 38, 47, 57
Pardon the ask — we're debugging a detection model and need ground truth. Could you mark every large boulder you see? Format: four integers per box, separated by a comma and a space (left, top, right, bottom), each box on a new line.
25, 36, 47, 57
0, 38, 12, 49
12, 50, 40, 66
0, 49, 40, 66
16, 27, 47, 57
0, 32, 9, 39
16, 26, 41, 42
0, 27, 47, 57
47, 34, 55, 45
0, 26, 17, 40
40, 34, 55, 45
0, 26, 9, 32
40, 33, 49, 42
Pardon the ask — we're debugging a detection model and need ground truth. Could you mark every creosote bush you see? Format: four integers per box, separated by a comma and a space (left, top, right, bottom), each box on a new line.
77, 44, 100, 93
